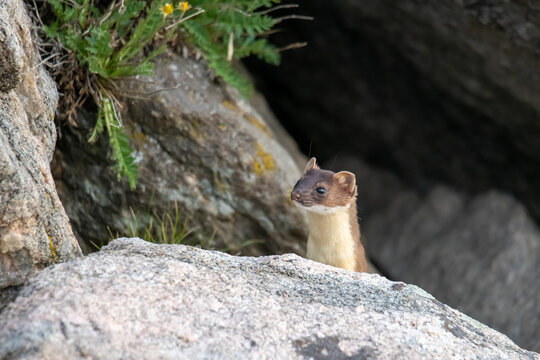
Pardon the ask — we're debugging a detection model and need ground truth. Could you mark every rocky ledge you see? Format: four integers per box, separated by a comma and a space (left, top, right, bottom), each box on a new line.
0, 237, 537, 359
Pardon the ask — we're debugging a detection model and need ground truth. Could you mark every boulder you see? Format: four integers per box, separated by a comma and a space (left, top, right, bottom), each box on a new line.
53, 51, 308, 255
0, 237, 537, 359
0, 0, 81, 289
331, 156, 540, 352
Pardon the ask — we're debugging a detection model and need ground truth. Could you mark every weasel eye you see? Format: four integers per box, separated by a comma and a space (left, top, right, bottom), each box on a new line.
316, 187, 326, 195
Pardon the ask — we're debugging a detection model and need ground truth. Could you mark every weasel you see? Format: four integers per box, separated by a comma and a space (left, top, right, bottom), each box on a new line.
291, 158, 367, 272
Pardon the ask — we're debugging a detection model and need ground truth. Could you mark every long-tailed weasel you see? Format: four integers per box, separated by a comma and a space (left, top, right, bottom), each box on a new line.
291, 158, 367, 272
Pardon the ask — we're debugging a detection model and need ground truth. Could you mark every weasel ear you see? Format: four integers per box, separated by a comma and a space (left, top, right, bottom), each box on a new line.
333, 171, 357, 198
303, 157, 319, 174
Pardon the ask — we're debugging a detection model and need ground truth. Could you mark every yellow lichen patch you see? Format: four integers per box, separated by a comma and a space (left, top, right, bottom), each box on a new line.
48, 234, 57, 261
244, 114, 272, 137
130, 127, 147, 147
253, 143, 276, 175
253, 160, 264, 175
222, 101, 272, 138
187, 121, 204, 145
213, 172, 227, 193
258, 145, 275, 171
156, 96, 166, 105
217, 123, 227, 131
222, 100, 241, 113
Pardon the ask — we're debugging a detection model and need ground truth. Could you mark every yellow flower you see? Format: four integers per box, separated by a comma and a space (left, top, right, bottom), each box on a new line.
178, 1, 190, 12
161, 3, 173, 17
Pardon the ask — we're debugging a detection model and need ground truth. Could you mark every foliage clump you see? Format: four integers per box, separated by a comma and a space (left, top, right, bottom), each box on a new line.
39, 0, 294, 188
124, 202, 211, 247
183, 0, 282, 96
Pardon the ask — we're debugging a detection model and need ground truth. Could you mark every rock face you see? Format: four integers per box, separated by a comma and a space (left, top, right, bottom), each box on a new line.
0, 0, 81, 289
331, 156, 540, 352
0, 238, 537, 359
53, 51, 308, 255
246, 0, 540, 223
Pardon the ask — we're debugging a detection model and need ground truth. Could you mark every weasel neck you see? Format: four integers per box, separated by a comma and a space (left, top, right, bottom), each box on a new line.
305, 202, 366, 272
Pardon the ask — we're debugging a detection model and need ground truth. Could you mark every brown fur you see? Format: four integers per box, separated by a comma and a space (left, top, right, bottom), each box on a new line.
347, 200, 367, 272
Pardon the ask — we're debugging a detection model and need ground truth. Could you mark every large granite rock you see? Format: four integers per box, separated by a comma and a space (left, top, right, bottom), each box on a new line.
247, 0, 540, 223
331, 156, 540, 352
0, 237, 537, 359
53, 51, 308, 255
0, 0, 81, 289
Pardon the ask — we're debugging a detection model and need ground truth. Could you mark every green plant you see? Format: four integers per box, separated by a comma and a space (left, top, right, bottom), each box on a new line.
40, 0, 301, 188
183, 0, 282, 97
43, 0, 195, 189
113, 202, 262, 253
124, 202, 204, 246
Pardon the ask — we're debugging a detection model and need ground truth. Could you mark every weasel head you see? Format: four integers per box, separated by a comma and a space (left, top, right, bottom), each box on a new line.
291, 157, 357, 214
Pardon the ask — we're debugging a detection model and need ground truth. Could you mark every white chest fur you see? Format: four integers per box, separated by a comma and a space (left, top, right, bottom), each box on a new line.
305, 207, 357, 271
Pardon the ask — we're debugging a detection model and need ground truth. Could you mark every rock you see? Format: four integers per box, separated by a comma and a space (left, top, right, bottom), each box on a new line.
0, 237, 537, 359
53, 50, 308, 255
0, 0, 25, 92
246, 0, 540, 223
365, 186, 540, 353
0, 0, 81, 289
248, 91, 306, 169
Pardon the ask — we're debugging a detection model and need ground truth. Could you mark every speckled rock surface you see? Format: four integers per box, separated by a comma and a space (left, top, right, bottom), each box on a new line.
330, 156, 540, 352
0, 238, 537, 360
53, 50, 307, 255
0, 0, 25, 92
0, 0, 81, 289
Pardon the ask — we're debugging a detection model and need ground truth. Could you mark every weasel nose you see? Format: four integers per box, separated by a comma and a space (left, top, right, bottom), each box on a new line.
291, 191, 301, 201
